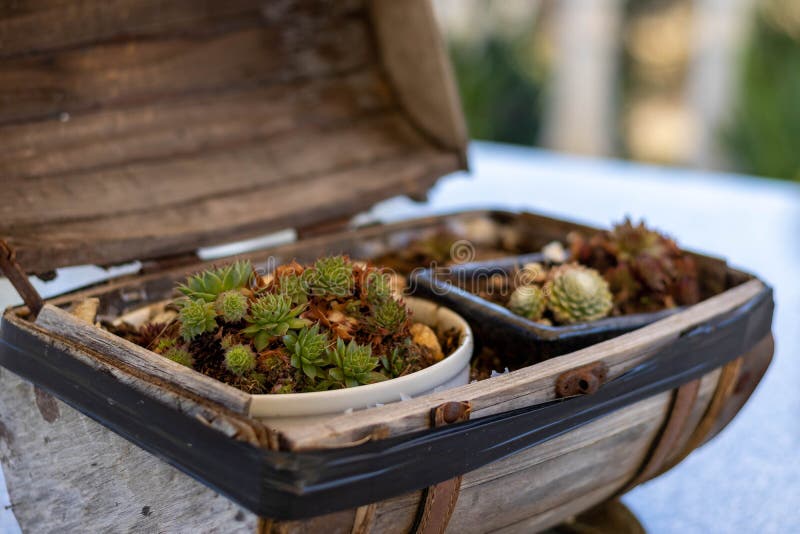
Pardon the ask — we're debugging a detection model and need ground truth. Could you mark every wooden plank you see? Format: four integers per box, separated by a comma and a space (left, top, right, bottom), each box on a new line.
0, 367, 260, 533
0, 0, 467, 274
0, 70, 392, 180
8, 148, 458, 273
0, 0, 363, 59
350, 390, 671, 534
0, 16, 372, 124
3, 112, 419, 225
274, 279, 765, 450
4, 311, 273, 446
371, 0, 468, 153
656, 366, 721, 471
34, 304, 253, 415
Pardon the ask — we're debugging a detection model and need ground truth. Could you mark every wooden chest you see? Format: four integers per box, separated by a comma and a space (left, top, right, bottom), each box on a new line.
0, 1, 773, 532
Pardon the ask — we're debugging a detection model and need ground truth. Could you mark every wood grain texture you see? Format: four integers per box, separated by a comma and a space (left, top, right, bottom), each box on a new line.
0, 366, 260, 533
371, 0, 468, 152
0, 0, 467, 274
0, 70, 393, 182
35, 304, 253, 415
9, 148, 458, 273
0, 0, 363, 59
5, 310, 272, 446
4, 113, 430, 226
0, 9, 370, 122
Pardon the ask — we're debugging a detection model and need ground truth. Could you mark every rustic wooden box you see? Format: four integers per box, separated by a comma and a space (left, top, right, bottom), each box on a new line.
0, 1, 774, 532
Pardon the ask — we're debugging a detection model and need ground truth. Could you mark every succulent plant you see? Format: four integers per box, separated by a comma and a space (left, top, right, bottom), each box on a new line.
224, 344, 256, 376
243, 294, 310, 350
364, 270, 393, 303
368, 296, 408, 333
305, 256, 353, 298
133, 255, 448, 396
177, 260, 252, 302
154, 336, 178, 354
276, 271, 309, 305
545, 264, 613, 324
568, 219, 700, 314
380, 343, 410, 378
283, 324, 329, 380
164, 346, 194, 368
507, 285, 547, 320
215, 290, 249, 323
178, 299, 217, 341
327, 338, 385, 387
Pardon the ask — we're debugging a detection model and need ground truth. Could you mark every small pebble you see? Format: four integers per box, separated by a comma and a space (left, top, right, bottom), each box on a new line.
410, 323, 444, 361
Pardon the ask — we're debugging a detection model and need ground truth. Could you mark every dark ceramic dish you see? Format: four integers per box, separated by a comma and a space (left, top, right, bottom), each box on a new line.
410, 253, 684, 363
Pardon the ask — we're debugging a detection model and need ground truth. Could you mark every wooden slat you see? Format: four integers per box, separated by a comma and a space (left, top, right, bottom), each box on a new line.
8, 146, 458, 272
0, 16, 371, 124
5, 311, 273, 446
0, 367, 260, 533
0, 0, 468, 274
34, 304, 253, 414
273, 279, 766, 450
0, 70, 392, 180
362, 391, 670, 534
3, 112, 419, 225
371, 0, 468, 152
0, 0, 363, 59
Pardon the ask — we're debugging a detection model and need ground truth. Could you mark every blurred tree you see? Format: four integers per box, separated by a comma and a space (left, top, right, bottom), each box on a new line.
724, 2, 800, 181
442, 1, 549, 146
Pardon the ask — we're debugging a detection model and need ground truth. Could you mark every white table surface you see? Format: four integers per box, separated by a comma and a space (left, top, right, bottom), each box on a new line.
2, 141, 798, 532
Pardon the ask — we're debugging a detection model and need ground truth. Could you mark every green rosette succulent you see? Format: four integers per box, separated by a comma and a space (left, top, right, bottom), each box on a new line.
276, 271, 309, 305
305, 256, 353, 298
224, 344, 256, 376
177, 260, 252, 302
365, 271, 393, 303
507, 285, 547, 320
215, 290, 249, 323
283, 324, 329, 380
327, 338, 385, 388
164, 346, 194, 368
369, 297, 408, 334
243, 294, 310, 350
545, 264, 613, 324
178, 299, 217, 341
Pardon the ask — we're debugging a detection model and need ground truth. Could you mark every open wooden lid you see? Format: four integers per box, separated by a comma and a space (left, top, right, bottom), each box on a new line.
0, 0, 467, 274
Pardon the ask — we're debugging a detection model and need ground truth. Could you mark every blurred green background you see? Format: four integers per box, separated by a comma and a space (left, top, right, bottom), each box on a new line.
435, 0, 800, 182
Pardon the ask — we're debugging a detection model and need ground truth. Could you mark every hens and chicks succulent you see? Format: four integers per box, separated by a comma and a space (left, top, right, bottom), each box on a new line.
504, 219, 699, 325
137, 257, 444, 394
506, 262, 613, 325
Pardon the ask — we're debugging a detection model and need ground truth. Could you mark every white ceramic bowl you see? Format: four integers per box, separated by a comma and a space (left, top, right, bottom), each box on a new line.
118, 296, 473, 418
248, 297, 473, 418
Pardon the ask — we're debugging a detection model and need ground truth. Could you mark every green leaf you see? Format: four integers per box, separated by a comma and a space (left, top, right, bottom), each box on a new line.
366, 371, 388, 384
328, 368, 343, 381
241, 324, 262, 335
345, 378, 359, 388
288, 318, 311, 330
254, 331, 269, 351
